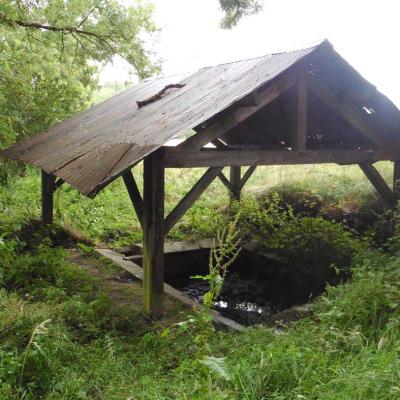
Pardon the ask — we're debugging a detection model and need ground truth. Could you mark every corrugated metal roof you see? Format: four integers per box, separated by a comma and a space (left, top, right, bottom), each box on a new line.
1, 42, 324, 197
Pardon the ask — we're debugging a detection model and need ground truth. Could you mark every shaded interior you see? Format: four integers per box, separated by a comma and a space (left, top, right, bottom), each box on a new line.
127, 247, 330, 326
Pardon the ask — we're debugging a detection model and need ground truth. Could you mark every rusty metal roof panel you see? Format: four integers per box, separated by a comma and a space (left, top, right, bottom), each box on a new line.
1, 43, 322, 196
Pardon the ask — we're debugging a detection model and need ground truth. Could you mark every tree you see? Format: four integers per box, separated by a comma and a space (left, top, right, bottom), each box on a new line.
219, 0, 263, 28
0, 0, 158, 181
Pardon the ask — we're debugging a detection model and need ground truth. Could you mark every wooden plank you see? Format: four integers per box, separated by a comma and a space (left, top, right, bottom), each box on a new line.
164, 147, 400, 168
178, 72, 296, 151
122, 170, 144, 229
308, 76, 384, 146
218, 172, 233, 191
230, 166, 241, 201
240, 166, 257, 190
165, 167, 223, 234
359, 162, 397, 207
393, 161, 400, 199
41, 171, 56, 226
293, 71, 308, 150
142, 150, 165, 317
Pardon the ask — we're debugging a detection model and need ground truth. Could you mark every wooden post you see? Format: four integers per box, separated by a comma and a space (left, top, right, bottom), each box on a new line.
293, 71, 308, 151
230, 166, 241, 201
393, 161, 400, 200
142, 150, 165, 317
41, 171, 56, 226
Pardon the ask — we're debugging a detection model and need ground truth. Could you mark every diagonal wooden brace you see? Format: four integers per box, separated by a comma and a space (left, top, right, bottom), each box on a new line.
123, 170, 144, 229
359, 162, 397, 207
165, 167, 223, 233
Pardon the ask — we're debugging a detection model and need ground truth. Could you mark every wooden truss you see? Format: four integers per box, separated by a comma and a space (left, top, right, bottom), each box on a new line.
41, 65, 400, 317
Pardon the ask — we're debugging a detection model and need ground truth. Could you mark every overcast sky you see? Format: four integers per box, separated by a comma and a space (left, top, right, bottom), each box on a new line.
100, 0, 400, 107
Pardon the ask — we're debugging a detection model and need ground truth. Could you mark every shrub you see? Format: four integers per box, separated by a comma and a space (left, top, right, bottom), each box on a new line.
267, 217, 364, 273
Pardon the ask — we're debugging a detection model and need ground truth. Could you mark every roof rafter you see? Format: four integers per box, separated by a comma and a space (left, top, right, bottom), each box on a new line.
179, 71, 297, 151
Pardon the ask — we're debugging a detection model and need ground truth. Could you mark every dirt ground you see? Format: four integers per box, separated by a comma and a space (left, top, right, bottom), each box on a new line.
67, 249, 191, 329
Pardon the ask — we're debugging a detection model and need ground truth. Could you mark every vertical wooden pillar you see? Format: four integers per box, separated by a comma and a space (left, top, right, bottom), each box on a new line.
142, 149, 165, 317
230, 166, 241, 201
393, 161, 400, 200
41, 171, 56, 226
293, 71, 308, 151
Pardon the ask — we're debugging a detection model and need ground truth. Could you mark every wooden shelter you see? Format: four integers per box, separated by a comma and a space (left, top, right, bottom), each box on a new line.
2, 40, 400, 317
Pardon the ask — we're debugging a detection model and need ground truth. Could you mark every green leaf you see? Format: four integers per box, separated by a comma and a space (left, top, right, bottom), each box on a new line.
200, 356, 231, 381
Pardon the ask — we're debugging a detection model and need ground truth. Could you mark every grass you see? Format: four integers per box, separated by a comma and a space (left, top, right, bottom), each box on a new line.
0, 161, 394, 247
1, 162, 400, 399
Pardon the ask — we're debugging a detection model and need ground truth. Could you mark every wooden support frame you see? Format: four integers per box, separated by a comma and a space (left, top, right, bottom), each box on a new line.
41, 171, 56, 226
164, 147, 400, 168
359, 162, 397, 207
165, 167, 223, 234
308, 75, 384, 146
240, 166, 257, 190
217, 166, 256, 199
218, 172, 233, 191
142, 150, 165, 317
230, 166, 241, 201
123, 170, 144, 229
179, 72, 296, 151
293, 71, 308, 151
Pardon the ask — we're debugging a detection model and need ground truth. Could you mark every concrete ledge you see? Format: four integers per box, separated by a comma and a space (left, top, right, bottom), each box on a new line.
95, 247, 243, 331
126, 238, 214, 256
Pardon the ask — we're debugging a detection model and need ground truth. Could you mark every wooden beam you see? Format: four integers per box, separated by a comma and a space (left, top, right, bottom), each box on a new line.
393, 161, 400, 199
142, 150, 165, 317
230, 166, 241, 201
293, 72, 308, 151
240, 166, 257, 190
165, 167, 223, 234
308, 76, 384, 146
212, 139, 227, 149
218, 172, 233, 191
359, 162, 397, 207
54, 178, 65, 190
164, 147, 400, 168
41, 171, 56, 226
122, 170, 144, 229
179, 72, 296, 151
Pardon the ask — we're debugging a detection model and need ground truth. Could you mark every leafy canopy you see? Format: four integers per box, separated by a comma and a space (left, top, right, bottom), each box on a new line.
0, 0, 158, 180
219, 0, 263, 28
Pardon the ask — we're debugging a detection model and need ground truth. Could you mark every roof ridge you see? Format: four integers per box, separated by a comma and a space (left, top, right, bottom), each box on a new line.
198, 39, 328, 71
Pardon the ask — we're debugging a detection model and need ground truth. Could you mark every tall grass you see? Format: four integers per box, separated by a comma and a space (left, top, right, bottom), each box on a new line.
0, 161, 394, 247
0, 162, 399, 399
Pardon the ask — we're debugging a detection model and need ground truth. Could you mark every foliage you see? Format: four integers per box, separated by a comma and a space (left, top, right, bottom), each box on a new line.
195, 214, 241, 308
160, 216, 241, 393
0, 0, 157, 74
231, 193, 365, 279
268, 216, 364, 271
219, 0, 263, 28
1, 161, 400, 398
0, 0, 157, 182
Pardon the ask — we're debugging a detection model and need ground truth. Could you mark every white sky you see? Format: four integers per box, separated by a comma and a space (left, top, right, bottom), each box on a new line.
100, 0, 400, 107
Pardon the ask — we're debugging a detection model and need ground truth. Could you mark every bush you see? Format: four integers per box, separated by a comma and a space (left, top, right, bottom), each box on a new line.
231, 194, 364, 281
268, 217, 364, 274
316, 251, 400, 339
